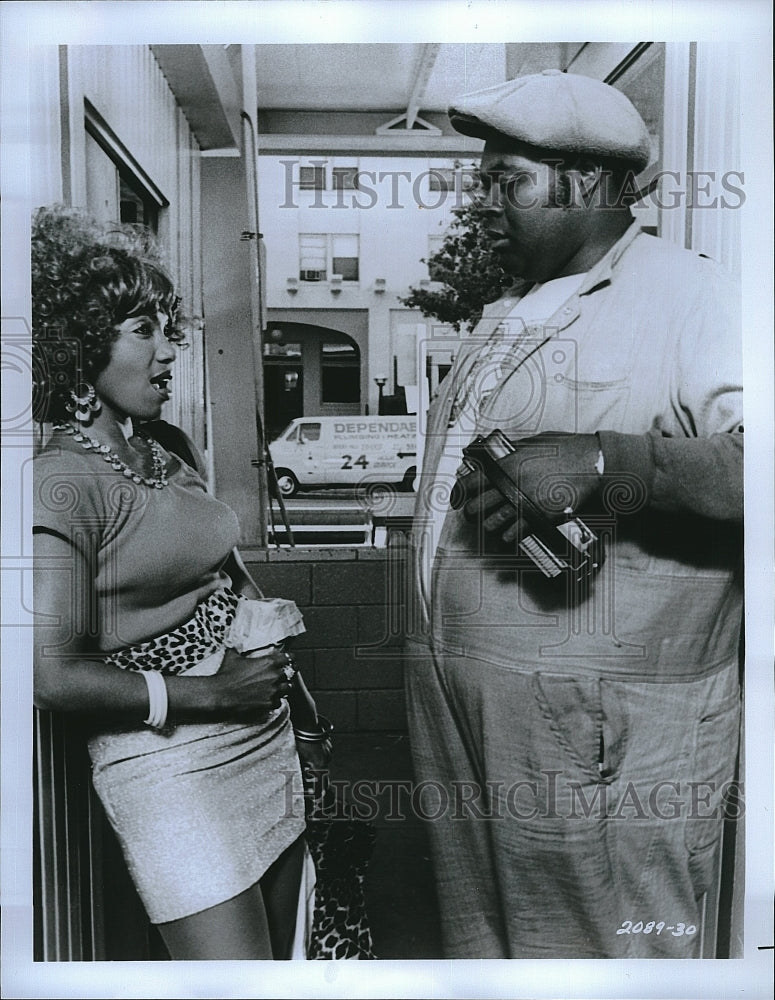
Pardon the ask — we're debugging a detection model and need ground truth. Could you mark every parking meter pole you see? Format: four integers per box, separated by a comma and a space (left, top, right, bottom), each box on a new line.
265, 440, 295, 547
240, 49, 269, 547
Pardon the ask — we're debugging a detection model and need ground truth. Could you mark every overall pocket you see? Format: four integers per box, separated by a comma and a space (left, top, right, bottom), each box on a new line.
531, 672, 605, 782
684, 692, 741, 858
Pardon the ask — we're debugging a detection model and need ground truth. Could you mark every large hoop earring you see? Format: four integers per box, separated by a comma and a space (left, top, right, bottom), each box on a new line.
65, 381, 102, 424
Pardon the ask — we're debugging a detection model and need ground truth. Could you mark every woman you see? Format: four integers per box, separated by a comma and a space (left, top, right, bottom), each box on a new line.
31, 205, 329, 960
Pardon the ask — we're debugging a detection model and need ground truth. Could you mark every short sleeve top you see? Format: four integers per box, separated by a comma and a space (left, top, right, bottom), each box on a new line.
33, 432, 241, 654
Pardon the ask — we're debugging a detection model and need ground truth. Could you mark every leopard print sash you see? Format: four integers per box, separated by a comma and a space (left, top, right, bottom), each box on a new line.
103, 588, 239, 675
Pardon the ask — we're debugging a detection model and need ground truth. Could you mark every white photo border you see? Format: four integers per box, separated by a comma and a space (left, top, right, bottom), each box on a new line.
2, 2, 772, 998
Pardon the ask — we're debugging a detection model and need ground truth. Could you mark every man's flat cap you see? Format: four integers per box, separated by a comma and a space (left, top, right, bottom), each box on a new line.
449, 69, 652, 171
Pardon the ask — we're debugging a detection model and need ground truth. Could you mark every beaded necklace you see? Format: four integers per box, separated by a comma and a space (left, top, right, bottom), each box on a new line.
56, 422, 169, 489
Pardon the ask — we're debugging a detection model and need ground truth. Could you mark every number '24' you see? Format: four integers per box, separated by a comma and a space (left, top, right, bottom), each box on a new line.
341, 454, 369, 469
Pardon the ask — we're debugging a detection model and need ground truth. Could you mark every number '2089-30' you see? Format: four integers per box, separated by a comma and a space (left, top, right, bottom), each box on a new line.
616, 920, 697, 936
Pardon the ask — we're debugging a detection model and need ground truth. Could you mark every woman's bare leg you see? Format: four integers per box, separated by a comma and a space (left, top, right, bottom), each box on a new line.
156, 835, 306, 960
260, 834, 306, 960
157, 881, 273, 960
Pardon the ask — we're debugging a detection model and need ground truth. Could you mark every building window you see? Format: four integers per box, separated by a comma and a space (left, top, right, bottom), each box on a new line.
426, 235, 446, 278
299, 234, 359, 282
428, 235, 445, 255
608, 42, 666, 225
119, 175, 159, 231
321, 343, 360, 403
428, 164, 478, 196
297, 164, 360, 191
428, 167, 455, 192
84, 99, 166, 230
331, 234, 359, 281
299, 234, 328, 281
459, 168, 478, 192
299, 165, 325, 190
332, 166, 360, 191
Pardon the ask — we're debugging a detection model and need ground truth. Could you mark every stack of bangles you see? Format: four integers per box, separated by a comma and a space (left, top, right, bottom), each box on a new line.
293, 714, 334, 744
141, 669, 168, 730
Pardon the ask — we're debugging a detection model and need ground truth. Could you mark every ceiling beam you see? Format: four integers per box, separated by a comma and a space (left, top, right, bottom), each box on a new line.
406, 43, 442, 129
254, 133, 484, 157
375, 112, 441, 136
151, 44, 241, 150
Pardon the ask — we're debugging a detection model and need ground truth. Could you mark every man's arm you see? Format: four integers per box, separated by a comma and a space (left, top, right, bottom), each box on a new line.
454, 428, 743, 545
598, 429, 743, 521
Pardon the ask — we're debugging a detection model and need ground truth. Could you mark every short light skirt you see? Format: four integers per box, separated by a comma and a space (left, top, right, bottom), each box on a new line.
89, 702, 306, 924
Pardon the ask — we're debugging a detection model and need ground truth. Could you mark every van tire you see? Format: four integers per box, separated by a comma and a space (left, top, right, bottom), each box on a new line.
400, 466, 417, 492
273, 469, 299, 498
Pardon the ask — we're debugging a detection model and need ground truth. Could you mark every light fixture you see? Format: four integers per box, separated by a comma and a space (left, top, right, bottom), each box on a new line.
374, 277, 386, 293
286, 277, 299, 294
374, 376, 387, 415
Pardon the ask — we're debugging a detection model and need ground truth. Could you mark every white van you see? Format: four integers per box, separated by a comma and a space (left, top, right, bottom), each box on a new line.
269, 416, 417, 496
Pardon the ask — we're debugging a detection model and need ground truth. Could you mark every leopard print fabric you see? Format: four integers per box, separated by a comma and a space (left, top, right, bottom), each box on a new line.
103, 588, 239, 675
308, 871, 376, 960
305, 798, 377, 959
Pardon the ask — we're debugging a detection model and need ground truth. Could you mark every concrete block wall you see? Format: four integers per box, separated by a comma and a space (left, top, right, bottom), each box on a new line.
242, 544, 412, 733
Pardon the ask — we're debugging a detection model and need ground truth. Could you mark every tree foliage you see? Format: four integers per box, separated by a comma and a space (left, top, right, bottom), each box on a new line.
400, 199, 516, 333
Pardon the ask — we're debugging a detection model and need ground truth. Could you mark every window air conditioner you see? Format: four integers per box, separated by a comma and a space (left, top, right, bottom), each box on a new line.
300, 269, 325, 282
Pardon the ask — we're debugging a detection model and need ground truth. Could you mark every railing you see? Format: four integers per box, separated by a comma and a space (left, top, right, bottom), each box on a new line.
268, 499, 373, 547
33, 711, 163, 961
34, 711, 104, 961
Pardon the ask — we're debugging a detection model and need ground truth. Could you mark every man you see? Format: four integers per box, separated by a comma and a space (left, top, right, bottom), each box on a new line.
405, 70, 743, 959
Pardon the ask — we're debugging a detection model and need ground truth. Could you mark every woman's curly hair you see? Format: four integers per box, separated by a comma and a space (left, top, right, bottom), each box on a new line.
32, 204, 187, 423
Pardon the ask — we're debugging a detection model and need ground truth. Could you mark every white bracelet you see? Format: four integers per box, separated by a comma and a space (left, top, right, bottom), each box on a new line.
141, 669, 168, 729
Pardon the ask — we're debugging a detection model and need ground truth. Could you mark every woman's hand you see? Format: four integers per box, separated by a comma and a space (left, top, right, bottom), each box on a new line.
297, 736, 334, 804
297, 734, 333, 773
214, 646, 292, 718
